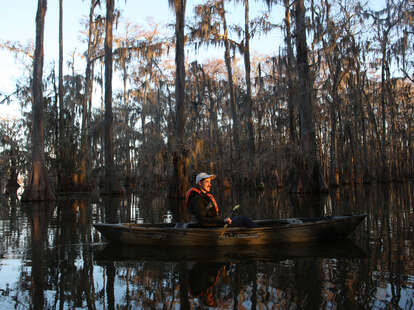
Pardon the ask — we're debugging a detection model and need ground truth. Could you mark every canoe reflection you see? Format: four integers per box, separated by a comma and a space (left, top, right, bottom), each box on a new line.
94, 241, 367, 309
93, 239, 366, 262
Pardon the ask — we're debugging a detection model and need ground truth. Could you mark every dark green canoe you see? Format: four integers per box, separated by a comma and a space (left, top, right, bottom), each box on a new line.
94, 214, 366, 247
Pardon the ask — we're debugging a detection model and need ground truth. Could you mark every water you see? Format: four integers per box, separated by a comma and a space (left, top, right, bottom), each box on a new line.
0, 183, 413, 309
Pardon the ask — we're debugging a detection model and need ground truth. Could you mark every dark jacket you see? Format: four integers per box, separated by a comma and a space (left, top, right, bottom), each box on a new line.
187, 187, 226, 226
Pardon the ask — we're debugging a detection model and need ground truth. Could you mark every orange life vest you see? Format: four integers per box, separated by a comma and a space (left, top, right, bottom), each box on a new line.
185, 187, 219, 215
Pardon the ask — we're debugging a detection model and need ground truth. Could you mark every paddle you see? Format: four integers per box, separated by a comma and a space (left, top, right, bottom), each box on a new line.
223, 204, 240, 229
230, 204, 240, 217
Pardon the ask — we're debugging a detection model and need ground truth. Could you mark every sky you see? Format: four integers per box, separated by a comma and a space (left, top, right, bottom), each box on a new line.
0, 1, 170, 100
0, 0, 385, 119
0, 1, 281, 119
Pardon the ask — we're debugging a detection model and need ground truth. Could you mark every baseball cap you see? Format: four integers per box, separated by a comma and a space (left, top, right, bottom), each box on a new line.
196, 172, 216, 184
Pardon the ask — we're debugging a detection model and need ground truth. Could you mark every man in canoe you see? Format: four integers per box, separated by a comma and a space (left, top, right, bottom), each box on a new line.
186, 172, 257, 227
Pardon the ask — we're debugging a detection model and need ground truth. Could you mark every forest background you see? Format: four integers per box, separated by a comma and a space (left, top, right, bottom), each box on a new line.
0, 0, 412, 205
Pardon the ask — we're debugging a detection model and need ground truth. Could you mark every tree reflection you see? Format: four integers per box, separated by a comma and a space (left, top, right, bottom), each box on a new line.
26, 202, 53, 310
188, 262, 228, 308
79, 199, 97, 309
106, 262, 116, 310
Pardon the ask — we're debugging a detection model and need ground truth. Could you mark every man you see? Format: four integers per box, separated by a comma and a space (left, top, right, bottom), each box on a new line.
185, 172, 257, 227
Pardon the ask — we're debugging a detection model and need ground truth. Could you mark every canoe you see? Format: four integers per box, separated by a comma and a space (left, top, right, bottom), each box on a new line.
93, 214, 366, 247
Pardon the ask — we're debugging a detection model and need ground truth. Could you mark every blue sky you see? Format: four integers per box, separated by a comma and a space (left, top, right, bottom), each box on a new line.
0, 1, 171, 95
0, 1, 280, 119
0, 1, 277, 89
0, 0, 384, 119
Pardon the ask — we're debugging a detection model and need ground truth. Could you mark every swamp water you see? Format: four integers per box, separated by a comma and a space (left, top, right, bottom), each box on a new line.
0, 183, 413, 309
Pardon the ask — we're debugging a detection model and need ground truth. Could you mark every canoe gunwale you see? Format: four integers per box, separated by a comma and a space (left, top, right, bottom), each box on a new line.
94, 214, 366, 231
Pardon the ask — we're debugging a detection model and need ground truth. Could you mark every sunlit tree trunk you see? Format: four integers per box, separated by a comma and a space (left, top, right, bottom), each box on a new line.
22, 0, 55, 201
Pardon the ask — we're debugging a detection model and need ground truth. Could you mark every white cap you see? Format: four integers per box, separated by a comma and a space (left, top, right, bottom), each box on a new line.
196, 172, 216, 185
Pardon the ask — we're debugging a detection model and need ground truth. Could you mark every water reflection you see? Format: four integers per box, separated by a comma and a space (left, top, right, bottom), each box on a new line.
0, 183, 412, 309
26, 202, 51, 310
93, 242, 368, 309
188, 261, 229, 307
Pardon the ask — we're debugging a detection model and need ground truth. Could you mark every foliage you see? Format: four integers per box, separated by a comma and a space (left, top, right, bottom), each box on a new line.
0, 0, 413, 195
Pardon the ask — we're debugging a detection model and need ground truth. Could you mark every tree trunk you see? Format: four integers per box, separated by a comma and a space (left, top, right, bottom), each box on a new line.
218, 0, 242, 186
243, 0, 255, 154
219, 0, 240, 155
323, 11, 342, 187
171, 0, 189, 220
283, 0, 298, 144
79, 0, 98, 192
288, 0, 326, 193
203, 70, 222, 158
329, 93, 340, 187
5, 152, 20, 194
357, 72, 370, 183
380, 41, 389, 181
121, 48, 132, 181
103, 0, 117, 194
175, 0, 187, 151
22, 0, 55, 201
57, 0, 66, 190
